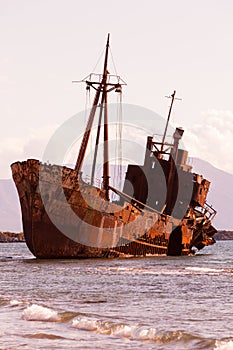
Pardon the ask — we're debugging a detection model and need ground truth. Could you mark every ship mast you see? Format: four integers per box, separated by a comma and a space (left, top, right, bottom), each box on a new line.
74, 34, 125, 201
103, 78, 110, 200
161, 90, 176, 152
75, 34, 110, 175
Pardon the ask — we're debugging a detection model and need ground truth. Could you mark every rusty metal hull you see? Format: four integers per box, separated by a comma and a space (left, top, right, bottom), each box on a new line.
11, 159, 216, 259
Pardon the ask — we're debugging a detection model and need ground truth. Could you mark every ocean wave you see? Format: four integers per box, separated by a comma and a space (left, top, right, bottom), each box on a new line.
87, 266, 179, 276
83, 265, 231, 276
58, 311, 81, 323
0, 297, 28, 308
72, 317, 101, 331
71, 316, 213, 346
22, 304, 60, 322
214, 340, 233, 350
23, 332, 66, 340
0, 256, 13, 262
10, 299, 28, 306
72, 316, 178, 340
186, 267, 226, 274
0, 299, 9, 307
0, 255, 33, 262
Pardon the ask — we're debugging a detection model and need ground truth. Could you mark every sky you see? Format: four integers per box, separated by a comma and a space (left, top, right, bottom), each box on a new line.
1, 0, 233, 178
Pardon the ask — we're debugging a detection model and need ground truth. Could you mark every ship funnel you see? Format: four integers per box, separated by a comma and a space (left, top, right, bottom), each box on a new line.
174, 127, 184, 140
172, 127, 184, 163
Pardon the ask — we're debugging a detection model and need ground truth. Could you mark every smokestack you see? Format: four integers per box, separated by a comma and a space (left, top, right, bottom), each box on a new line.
172, 127, 184, 163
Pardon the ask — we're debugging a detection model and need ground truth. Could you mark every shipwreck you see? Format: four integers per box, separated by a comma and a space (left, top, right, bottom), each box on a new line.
11, 34, 217, 258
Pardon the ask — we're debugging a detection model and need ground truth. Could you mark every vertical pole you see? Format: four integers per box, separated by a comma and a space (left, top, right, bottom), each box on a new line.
75, 33, 110, 175
103, 89, 110, 200
161, 90, 176, 152
91, 34, 110, 190
75, 89, 101, 173
90, 92, 105, 185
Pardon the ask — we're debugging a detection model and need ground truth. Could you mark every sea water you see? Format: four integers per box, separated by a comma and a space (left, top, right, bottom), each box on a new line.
0, 241, 232, 350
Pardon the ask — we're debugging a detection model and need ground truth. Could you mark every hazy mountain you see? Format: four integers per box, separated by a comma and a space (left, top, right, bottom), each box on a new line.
0, 179, 22, 232
191, 158, 233, 230
0, 158, 232, 231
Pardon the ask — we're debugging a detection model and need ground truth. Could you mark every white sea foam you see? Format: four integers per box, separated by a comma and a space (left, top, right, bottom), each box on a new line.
186, 267, 225, 273
112, 324, 160, 340
112, 324, 137, 338
133, 327, 159, 340
92, 266, 180, 276
90, 265, 228, 276
22, 304, 60, 322
214, 340, 233, 350
72, 317, 101, 331
10, 299, 26, 306
72, 316, 182, 343
72, 316, 142, 337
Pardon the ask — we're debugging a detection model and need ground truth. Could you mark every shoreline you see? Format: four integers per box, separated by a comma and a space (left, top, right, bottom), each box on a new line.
214, 230, 233, 240
0, 230, 233, 243
0, 231, 25, 243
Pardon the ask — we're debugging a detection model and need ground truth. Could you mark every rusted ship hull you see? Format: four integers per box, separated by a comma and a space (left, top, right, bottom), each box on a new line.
11, 159, 216, 259
10, 36, 217, 259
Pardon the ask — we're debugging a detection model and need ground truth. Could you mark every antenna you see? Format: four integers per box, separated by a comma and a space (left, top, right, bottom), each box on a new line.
161, 90, 181, 152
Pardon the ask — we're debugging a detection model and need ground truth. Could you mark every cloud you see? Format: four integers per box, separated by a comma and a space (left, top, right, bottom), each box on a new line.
2, 109, 233, 179
0, 124, 58, 179
183, 109, 233, 174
